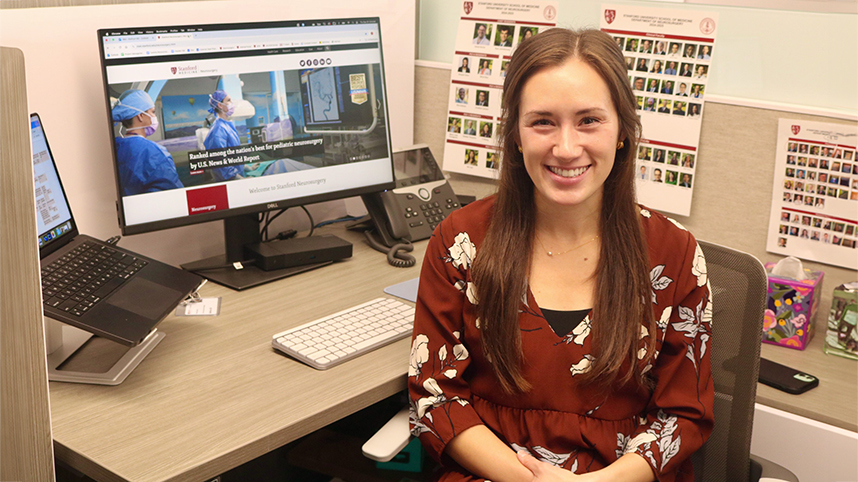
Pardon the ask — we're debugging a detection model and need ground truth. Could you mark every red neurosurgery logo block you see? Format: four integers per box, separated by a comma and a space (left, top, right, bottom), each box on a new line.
186, 185, 229, 215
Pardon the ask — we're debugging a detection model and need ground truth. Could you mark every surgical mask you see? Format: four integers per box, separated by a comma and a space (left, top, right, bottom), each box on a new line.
142, 112, 159, 137
222, 102, 236, 117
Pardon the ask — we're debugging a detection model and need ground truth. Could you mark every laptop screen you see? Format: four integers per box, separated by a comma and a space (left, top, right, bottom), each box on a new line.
31, 114, 75, 249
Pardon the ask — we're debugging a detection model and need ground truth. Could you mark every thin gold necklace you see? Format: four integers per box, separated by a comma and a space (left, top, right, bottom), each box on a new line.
535, 233, 599, 257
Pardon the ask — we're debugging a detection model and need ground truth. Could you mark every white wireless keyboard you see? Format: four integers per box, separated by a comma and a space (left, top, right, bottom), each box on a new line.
272, 297, 415, 369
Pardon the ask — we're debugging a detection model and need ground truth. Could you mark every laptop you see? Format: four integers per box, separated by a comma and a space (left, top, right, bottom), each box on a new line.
32, 112, 203, 346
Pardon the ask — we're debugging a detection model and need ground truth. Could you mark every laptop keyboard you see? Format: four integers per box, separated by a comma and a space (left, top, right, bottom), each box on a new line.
41, 241, 148, 316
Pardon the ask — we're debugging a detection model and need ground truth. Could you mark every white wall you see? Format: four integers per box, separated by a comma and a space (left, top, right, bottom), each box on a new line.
0, 0, 415, 266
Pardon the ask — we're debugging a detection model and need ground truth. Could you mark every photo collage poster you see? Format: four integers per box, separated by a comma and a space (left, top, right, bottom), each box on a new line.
766, 119, 858, 270
601, 4, 719, 216
443, 1, 558, 179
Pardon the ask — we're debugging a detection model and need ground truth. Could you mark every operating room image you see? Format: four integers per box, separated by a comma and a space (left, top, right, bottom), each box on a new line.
107, 63, 389, 196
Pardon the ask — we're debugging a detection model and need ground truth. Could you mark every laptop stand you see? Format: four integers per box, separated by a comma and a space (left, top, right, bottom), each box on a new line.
45, 318, 164, 386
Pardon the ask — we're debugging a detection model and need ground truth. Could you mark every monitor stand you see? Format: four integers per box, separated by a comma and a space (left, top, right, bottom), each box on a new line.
181, 213, 332, 291
45, 318, 164, 386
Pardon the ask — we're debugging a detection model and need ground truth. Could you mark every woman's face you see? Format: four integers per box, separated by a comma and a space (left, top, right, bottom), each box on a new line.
518, 58, 619, 212
685, 45, 693, 55
462, 58, 469, 67
697, 66, 705, 75
524, 29, 533, 39
653, 60, 661, 69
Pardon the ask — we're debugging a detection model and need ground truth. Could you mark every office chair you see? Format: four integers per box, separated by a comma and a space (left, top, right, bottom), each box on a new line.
364, 241, 798, 482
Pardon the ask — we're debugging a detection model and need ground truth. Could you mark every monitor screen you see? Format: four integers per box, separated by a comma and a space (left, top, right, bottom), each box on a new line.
97, 18, 394, 236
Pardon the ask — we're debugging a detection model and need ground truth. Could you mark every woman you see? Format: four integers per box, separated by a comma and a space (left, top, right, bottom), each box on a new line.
636, 58, 649, 72
690, 84, 703, 99
112, 89, 184, 195
459, 57, 471, 73
409, 28, 713, 482
650, 59, 662, 74
204, 90, 245, 181
479, 60, 492, 75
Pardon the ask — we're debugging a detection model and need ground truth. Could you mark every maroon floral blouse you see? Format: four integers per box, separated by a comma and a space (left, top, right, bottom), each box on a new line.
408, 196, 713, 481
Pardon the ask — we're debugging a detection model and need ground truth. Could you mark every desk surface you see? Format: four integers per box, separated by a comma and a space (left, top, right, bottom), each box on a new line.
49, 226, 857, 482
758, 325, 857, 432
50, 225, 424, 482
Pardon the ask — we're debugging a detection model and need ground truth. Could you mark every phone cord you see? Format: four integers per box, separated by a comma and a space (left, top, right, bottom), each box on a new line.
363, 231, 416, 268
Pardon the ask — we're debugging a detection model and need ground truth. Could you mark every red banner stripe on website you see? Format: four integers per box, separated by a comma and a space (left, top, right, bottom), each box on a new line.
447, 139, 498, 149
454, 51, 500, 59
452, 79, 504, 89
788, 138, 857, 149
449, 111, 495, 120
602, 29, 715, 43
186, 185, 229, 215
639, 139, 697, 151
781, 207, 857, 225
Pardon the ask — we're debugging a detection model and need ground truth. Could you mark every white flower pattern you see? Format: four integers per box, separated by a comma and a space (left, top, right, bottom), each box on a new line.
449, 232, 476, 269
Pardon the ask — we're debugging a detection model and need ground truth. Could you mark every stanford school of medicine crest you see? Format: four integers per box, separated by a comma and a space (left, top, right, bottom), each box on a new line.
700, 17, 716, 35
463, 1, 473, 14
791, 125, 801, 135
171, 67, 177, 75
544, 5, 557, 21
604, 9, 616, 24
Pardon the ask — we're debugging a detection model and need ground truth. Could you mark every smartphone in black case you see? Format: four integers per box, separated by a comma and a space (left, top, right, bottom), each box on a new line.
758, 358, 819, 394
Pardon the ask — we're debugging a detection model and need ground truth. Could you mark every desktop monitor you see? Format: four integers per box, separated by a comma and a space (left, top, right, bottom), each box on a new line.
97, 18, 394, 287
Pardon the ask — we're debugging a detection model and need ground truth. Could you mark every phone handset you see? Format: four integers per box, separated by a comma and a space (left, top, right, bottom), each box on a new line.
360, 192, 416, 268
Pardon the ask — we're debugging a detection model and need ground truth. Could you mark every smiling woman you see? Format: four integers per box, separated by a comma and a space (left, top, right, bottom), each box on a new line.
408, 28, 713, 482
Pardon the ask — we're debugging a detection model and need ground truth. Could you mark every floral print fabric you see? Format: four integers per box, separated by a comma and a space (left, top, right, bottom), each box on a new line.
408, 197, 713, 481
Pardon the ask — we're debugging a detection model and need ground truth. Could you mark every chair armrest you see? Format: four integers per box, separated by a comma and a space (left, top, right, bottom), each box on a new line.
361, 406, 412, 462
752, 454, 799, 482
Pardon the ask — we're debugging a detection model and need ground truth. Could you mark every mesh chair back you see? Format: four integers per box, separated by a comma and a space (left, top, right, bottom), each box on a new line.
692, 241, 767, 482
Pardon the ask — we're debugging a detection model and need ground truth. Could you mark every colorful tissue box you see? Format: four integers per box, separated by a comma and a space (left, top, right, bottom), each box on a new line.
824, 283, 858, 360
763, 263, 824, 350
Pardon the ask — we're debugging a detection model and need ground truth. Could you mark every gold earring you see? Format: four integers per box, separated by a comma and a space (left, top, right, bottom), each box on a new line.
518, 145, 523, 153
617, 140, 624, 150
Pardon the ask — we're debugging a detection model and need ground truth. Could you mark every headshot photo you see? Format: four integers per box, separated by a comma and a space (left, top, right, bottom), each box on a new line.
683, 43, 697, 58
654, 41, 667, 55
636, 96, 643, 110
798, 144, 808, 154
672, 101, 686, 115
665, 61, 678, 75
458, 56, 471, 73
694, 65, 708, 79
690, 84, 705, 98
647, 78, 659, 92
475, 89, 489, 106
787, 155, 796, 165
485, 152, 498, 169
810, 145, 820, 155
668, 42, 682, 57
808, 158, 818, 168
832, 161, 842, 171
688, 103, 702, 117
464, 149, 478, 165
518, 26, 537, 44
644, 97, 656, 112
778, 238, 787, 248
454, 87, 468, 104
845, 150, 855, 161
638, 165, 648, 180
477, 59, 493, 75
473, 23, 492, 45
447, 117, 461, 133
638, 146, 652, 160
679, 172, 693, 188
636, 58, 650, 72
665, 170, 678, 185
653, 168, 663, 182
661, 80, 674, 94
653, 149, 666, 163
667, 151, 680, 165
675, 82, 689, 97
681, 153, 695, 168
797, 157, 807, 166
479, 121, 493, 138
788, 142, 797, 152
820, 159, 830, 169
625, 38, 639, 52
633, 77, 646, 91
625, 57, 635, 70
658, 99, 671, 114
614, 36, 625, 50
680, 63, 693, 77
697, 45, 712, 60
463, 119, 476, 136
650, 59, 663, 74
639, 38, 653, 54
495, 25, 513, 47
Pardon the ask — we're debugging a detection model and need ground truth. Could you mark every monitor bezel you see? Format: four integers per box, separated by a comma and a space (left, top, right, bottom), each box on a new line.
97, 17, 396, 236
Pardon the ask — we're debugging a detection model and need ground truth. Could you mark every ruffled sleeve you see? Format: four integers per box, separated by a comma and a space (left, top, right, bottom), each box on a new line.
408, 218, 484, 463
623, 226, 714, 480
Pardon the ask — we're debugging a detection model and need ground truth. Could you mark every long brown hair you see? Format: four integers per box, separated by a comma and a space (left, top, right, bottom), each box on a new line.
471, 28, 653, 393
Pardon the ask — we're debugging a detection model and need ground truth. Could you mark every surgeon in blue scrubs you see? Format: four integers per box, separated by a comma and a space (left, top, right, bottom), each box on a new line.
112, 90, 184, 196
203, 90, 245, 181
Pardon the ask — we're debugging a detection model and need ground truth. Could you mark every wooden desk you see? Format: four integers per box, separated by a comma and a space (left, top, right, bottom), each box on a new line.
758, 324, 858, 432
49, 225, 424, 482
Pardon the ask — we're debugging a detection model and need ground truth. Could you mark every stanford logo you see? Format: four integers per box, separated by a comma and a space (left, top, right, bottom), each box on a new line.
544, 5, 557, 21
463, 1, 473, 14
791, 125, 801, 135
604, 9, 616, 24
170, 67, 177, 75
